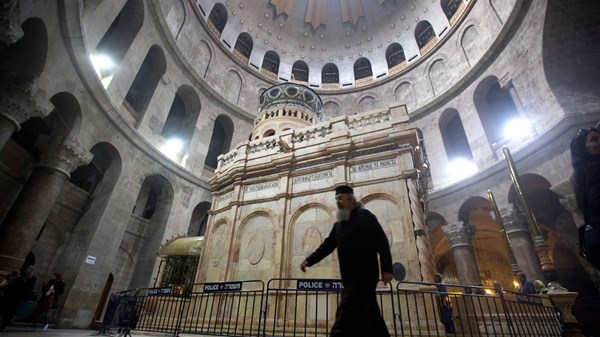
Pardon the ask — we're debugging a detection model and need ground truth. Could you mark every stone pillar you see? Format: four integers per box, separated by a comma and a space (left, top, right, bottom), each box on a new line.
501, 203, 544, 281
0, 137, 93, 275
0, 73, 54, 150
442, 222, 480, 285
0, 0, 24, 44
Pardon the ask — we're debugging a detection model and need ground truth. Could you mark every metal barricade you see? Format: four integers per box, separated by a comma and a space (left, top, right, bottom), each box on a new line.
102, 279, 566, 337
178, 280, 264, 336
501, 290, 562, 337
100, 289, 141, 335
263, 278, 396, 337
395, 281, 562, 337
133, 286, 184, 334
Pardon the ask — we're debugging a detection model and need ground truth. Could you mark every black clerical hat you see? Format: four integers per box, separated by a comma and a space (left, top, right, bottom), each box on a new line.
335, 185, 354, 195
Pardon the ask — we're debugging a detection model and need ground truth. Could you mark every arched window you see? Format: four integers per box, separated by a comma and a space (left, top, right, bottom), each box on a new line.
441, 0, 461, 20
208, 3, 227, 37
354, 57, 373, 81
474, 77, 521, 146
415, 21, 436, 49
95, 0, 144, 67
261, 50, 280, 75
321, 63, 339, 84
386, 43, 405, 69
161, 86, 201, 151
291, 60, 309, 82
1, 18, 47, 81
124, 45, 166, 119
205, 115, 234, 169
440, 109, 473, 161
233, 32, 253, 61
189, 202, 211, 236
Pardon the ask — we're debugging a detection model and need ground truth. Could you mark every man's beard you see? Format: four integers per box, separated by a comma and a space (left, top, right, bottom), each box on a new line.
336, 208, 351, 222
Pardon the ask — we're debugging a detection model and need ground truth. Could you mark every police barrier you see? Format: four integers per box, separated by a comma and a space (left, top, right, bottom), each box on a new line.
262, 278, 397, 337
177, 280, 264, 336
103, 279, 565, 337
394, 281, 562, 337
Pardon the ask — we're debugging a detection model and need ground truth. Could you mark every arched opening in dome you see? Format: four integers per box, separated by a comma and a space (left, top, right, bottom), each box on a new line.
95, 0, 144, 67
415, 20, 437, 51
474, 78, 521, 146
386, 43, 406, 70
208, 3, 227, 37
440, 108, 473, 162
321, 63, 339, 85
70, 142, 121, 195
441, 0, 462, 21
123, 175, 173, 289
291, 60, 309, 83
205, 115, 234, 169
233, 32, 253, 62
124, 45, 166, 119
11, 92, 81, 157
161, 85, 201, 153
261, 50, 280, 78
354, 57, 373, 80
1, 18, 47, 81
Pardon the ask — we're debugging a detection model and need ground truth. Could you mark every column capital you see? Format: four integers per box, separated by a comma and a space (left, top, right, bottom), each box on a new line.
0, 72, 54, 129
38, 137, 93, 176
500, 203, 529, 233
0, 0, 23, 45
442, 222, 475, 248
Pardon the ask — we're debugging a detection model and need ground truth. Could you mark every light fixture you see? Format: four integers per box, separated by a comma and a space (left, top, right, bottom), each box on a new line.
503, 118, 532, 141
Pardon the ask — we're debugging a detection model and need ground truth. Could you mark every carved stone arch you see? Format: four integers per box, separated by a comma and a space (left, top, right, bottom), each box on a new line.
460, 23, 481, 66
426, 57, 450, 96
323, 100, 342, 118
360, 192, 402, 244
196, 39, 213, 78
224, 68, 243, 104
393, 80, 416, 111
289, 202, 336, 278
231, 210, 276, 280
357, 94, 376, 113
454, 17, 480, 49
204, 218, 229, 274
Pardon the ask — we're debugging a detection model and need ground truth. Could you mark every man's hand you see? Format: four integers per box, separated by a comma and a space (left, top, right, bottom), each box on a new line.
381, 272, 393, 285
300, 260, 309, 272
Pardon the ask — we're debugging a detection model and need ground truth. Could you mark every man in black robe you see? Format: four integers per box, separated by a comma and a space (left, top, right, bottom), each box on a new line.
300, 185, 393, 337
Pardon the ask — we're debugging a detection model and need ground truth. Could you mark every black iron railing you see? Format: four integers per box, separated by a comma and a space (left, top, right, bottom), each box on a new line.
102, 279, 564, 337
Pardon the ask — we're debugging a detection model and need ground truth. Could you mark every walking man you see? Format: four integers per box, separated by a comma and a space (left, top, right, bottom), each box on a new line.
300, 185, 393, 337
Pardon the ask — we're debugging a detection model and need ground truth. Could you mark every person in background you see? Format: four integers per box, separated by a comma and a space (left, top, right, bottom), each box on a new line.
434, 273, 456, 334
492, 280, 503, 295
300, 185, 393, 337
570, 127, 600, 270
0, 265, 36, 331
32, 272, 64, 331
517, 272, 536, 295
534, 280, 549, 294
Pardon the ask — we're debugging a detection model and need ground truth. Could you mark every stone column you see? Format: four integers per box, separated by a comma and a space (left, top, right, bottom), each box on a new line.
0, 0, 24, 44
0, 73, 54, 150
442, 222, 480, 285
0, 137, 93, 275
501, 203, 544, 281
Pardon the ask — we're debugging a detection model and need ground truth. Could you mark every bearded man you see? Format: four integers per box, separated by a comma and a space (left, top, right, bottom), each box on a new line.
300, 185, 393, 337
